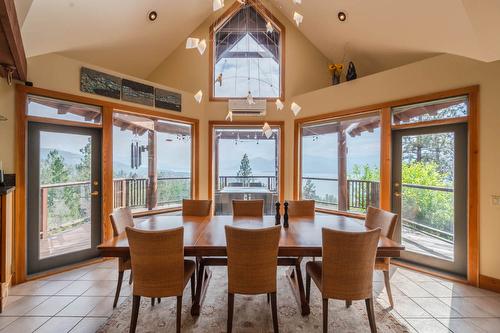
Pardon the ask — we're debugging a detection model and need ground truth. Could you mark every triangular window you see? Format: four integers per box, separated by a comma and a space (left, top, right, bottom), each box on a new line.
211, 2, 284, 99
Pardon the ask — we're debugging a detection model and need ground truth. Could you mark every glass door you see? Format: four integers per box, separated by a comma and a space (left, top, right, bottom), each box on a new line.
212, 125, 281, 215
27, 122, 102, 274
392, 123, 467, 276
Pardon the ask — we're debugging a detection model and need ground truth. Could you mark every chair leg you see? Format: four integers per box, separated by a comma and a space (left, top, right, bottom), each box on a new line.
158, 298, 161, 303
365, 298, 377, 333
305, 272, 311, 304
130, 295, 140, 333
267, 293, 270, 304
294, 262, 307, 311
346, 300, 352, 308
151, 298, 155, 306
270, 292, 279, 333
190, 273, 196, 302
383, 270, 394, 308
176, 295, 182, 333
227, 293, 234, 333
129, 271, 133, 285
322, 298, 328, 333
113, 270, 124, 308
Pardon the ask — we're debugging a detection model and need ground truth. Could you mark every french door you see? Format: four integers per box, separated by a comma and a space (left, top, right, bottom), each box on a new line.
27, 122, 102, 274
392, 123, 468, 276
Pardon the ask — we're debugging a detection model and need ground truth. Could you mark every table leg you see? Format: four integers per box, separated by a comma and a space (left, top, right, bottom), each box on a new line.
285, 262, 310, 316
191, 261, 212, 316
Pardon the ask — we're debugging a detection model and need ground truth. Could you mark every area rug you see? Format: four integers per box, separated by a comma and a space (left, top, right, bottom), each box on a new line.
98, 267, 410, 332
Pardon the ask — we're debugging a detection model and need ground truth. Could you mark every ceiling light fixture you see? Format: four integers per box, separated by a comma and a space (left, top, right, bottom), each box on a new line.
338, 11, 347, 22
148, 11, 158, 21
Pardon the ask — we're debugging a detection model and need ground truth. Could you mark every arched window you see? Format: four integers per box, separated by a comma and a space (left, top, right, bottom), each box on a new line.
210, 1, 284, 100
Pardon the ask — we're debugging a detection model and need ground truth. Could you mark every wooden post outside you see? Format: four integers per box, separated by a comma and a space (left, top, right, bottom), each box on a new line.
120, 179, 127, 208
337, 128, 348, 211
40, 187, 48, 239
147, 126, 158, 210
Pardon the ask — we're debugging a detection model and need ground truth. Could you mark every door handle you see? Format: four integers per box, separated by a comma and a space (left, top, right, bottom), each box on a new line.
394, 192, 401, 197
90, 191, 99, 196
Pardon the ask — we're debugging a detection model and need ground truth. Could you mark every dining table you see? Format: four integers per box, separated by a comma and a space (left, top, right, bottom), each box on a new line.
98, 215, 404, 316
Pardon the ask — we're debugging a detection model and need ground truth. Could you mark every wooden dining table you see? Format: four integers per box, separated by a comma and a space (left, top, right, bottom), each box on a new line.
98, 215, 404, 316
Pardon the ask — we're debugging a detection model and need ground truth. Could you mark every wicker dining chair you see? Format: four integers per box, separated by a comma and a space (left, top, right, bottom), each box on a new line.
306, 228, 381, 333
126, 227, 195, 333
365, 206, 398, 308
182, 199, 212, 216
225, 225, 281, 333
276, 200, 316, 312
287, 200, 315, 217
109, 207, 135, 308
232, 199, 264, 217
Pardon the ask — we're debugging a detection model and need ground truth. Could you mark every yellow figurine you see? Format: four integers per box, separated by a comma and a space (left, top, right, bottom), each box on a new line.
328, 64, 343, 85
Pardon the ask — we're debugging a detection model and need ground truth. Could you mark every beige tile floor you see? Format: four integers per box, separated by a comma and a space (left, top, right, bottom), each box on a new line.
1, 259, 499, 333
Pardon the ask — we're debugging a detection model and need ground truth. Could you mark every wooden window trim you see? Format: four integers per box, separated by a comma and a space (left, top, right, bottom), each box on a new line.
293, 85, 480, 286
14, 84, 199, 284
295, 109, 383, 211
208, 0, 286, 102
208, 121, 285, 205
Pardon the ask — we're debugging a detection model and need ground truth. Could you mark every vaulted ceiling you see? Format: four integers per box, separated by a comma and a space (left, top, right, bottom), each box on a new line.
16, 0, 500, 79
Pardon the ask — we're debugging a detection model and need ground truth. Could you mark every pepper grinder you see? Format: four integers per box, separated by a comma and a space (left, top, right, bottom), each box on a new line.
283, 201, 289, 228
275, 201, 281, 225
0, 161, 4, 186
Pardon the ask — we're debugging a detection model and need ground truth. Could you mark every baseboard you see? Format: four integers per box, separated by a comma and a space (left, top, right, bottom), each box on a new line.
479, 274, 500, 293
392, 259, 469, 284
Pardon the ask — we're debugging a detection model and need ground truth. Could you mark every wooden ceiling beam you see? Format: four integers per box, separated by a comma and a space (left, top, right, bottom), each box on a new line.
0, 0, 27, 81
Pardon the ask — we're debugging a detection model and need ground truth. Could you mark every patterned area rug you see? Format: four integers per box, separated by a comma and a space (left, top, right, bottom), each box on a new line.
98, 267, 410, 332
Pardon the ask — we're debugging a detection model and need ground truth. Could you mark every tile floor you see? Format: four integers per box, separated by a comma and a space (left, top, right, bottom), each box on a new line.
0, 259, 499, 332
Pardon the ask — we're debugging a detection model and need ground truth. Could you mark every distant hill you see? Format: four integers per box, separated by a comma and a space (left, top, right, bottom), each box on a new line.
40, 148, 82, 165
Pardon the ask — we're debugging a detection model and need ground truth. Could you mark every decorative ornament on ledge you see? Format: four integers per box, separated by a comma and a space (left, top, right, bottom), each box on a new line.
328, 63, 344, 85
346, 61, 358, 81
246, 91, 255, 105
225, 111, 233, 122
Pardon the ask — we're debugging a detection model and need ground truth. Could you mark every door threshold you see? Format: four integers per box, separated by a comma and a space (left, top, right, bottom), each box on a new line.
23, 257, 109, 284
392, 259, 470, 285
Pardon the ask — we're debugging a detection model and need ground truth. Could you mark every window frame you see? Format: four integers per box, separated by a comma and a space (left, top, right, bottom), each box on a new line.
208, 0, 286, 102
111, 109, 195, 215
297, 111, 383, 217
208, 121, 285, 205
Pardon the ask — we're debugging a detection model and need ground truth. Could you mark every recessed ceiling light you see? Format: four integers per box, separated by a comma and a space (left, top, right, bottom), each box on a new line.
338, 11, 347, 22
148, 11, 158, 21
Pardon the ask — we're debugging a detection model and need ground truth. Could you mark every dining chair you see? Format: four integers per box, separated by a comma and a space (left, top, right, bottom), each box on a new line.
305, 228, 381, 333
225, 225, 281, 333
365, 206, 398, 308
109, 207, 134, 308
276, 200, 315, 314
287, 200, 315, 217
182, 199, 212, 216
126, 226, 196, 333
232, 199, 264, 217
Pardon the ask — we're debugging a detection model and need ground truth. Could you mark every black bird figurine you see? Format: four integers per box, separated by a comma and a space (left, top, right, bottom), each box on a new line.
346, 61, 357, 81
275, 201, 281, 225
283, 201, 289, 228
